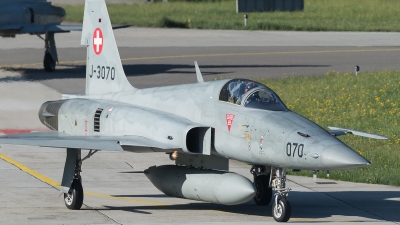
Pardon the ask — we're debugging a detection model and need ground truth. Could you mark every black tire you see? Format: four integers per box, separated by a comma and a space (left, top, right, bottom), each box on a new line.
43, 52, 56, 72
64, 180, 84, 210
272, 198, 291, 222
253, 175, 272, 205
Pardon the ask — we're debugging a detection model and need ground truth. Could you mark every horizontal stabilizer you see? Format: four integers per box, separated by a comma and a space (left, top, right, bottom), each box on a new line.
328, 126, 389, 140
0, 131, 179, 151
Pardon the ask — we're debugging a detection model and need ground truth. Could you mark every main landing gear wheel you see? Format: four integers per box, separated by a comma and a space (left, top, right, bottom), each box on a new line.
272, 198, 291, 222
64, 179, 84, 210
254, 175, 272, 205
43, 52, 56, 72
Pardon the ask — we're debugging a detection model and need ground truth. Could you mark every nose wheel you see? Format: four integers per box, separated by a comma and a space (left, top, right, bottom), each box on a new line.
272, 197, 291, 222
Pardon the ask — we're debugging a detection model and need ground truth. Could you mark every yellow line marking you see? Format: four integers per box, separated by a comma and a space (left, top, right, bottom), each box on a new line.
0, 153, 61, 188
1, 48, 399, 69
0, 153, 166, 206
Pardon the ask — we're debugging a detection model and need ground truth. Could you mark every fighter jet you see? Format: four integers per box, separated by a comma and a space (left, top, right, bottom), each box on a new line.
0, 0, 126, 72
0, 0, 388, 222
0, 0, 83, 72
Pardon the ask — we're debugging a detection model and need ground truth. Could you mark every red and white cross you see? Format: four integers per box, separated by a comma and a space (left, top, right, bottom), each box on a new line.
92, 28, 103, 55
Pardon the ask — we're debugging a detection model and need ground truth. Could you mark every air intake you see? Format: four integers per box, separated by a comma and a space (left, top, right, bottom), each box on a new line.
38, 100, 67, 131
94, 108, 103, 132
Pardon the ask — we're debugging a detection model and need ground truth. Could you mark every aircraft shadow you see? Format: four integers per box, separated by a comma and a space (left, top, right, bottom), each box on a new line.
119, 171, 144, 174
112, 194, 169, 198
0, 63, 330, 82
85, 190, 400, 222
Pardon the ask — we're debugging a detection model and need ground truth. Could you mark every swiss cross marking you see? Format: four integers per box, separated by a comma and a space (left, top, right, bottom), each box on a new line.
92, 28, 103, 55
226, 114, 235, 132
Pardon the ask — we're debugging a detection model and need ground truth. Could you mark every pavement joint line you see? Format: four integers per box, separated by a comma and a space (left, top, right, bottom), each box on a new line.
287, 178, 399, 225
1, 48, 400, 69
0, 153, 166, 207
83, 203, 122, 225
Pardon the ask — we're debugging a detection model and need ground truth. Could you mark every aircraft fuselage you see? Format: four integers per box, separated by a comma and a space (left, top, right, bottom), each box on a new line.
40, 79, 369, 172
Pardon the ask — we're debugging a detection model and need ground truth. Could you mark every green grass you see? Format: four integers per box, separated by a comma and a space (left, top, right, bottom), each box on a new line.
259, 71, 400, 186
59, 0, 400, 31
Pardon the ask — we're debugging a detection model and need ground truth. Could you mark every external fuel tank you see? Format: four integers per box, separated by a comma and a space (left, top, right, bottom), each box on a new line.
144, 165, 255, 205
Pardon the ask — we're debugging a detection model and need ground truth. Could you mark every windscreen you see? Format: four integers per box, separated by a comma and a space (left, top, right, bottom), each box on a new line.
243, 88, 288, 111
219, 79, 288, 111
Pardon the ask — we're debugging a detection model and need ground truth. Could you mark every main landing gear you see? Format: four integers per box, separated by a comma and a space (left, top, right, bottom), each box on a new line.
251, 165, 272, 205
61, 149, 98, 210
39, 32, 58, 72
43, 51, 56, 72
64, 179, 83, 209
251, 165, 291, 222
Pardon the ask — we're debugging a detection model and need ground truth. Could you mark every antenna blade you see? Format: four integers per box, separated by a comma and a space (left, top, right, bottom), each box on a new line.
194, 61, 204, 83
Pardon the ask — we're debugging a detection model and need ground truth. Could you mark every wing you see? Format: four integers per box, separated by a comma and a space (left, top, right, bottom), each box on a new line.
45, 25, 83, 32
327, 126, 389, 140
0, 24, 22, 31
0, 131, 179, 152
3, 24, 128, 34
15, 25, 82, 33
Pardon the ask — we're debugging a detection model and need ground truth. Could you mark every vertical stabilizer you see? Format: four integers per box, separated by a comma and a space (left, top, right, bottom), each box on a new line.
81, 0, 135, 95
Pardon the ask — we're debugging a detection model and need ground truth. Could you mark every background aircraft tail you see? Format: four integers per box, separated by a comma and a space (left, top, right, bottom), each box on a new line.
81, 0, 135, 95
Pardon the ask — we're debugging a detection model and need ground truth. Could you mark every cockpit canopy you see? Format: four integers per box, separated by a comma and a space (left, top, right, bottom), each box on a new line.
219, 79, 288, 111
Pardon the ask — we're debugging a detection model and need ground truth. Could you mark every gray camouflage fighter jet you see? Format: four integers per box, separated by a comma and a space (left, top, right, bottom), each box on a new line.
0, 0, 82, 72
0, 0, 388, 222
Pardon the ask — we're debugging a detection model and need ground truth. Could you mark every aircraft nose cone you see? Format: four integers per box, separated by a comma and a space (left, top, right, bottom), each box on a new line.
321, 145, 371, 170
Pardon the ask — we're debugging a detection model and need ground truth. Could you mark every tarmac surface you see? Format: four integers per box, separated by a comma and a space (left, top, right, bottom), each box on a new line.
1, 29, 400, 91
0, 28, 400, 224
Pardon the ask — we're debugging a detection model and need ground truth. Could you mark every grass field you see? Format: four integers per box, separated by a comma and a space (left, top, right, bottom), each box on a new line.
60, 0, 400, 31
58, 0, 400, 185
260, 71, 400, 186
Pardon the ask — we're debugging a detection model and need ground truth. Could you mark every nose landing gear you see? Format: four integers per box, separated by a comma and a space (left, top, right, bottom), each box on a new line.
271, 167, 291, 222
251, 165, 292, 222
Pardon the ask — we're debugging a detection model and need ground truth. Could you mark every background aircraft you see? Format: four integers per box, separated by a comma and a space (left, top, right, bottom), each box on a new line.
0, 0, 388, 222
0, 0, 82, 72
